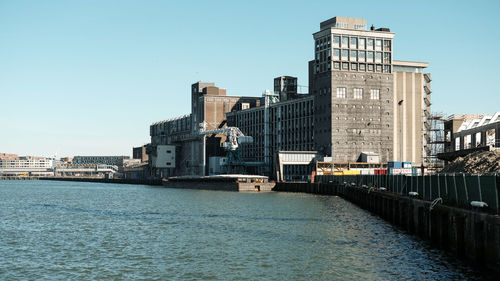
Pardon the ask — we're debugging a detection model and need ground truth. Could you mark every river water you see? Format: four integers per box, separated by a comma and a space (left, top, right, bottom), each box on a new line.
0, 180, 490, 280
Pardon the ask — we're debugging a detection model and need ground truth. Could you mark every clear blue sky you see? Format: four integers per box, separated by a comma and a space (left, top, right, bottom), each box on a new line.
1, 0, 499, 157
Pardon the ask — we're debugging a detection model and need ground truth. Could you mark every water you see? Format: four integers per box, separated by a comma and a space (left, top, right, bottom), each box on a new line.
0, 180, 490, 280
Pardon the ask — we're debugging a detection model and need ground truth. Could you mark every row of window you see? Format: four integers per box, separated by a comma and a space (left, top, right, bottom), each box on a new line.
331, 49, 391, 63
315, 62, 391, 73
336, 88, 380, 99
316, 36, 391, 52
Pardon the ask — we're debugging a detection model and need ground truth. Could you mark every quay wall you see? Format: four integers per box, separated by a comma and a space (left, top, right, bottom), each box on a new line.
274, 182, 500, 272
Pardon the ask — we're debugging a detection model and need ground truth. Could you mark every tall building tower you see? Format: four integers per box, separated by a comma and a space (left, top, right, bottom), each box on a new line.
311, 16, 395, 162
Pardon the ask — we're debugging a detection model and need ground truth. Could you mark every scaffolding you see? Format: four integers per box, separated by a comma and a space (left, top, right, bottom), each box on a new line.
425, 113, 446, 169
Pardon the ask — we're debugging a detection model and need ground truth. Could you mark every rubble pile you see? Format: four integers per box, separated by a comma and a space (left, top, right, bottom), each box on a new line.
440, 150, 500, 174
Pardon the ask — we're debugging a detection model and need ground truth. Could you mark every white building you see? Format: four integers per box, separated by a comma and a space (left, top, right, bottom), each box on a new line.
0, 156, 55, 177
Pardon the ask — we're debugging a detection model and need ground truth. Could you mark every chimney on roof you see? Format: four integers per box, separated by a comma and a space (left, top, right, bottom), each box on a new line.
370, 25, 375, 31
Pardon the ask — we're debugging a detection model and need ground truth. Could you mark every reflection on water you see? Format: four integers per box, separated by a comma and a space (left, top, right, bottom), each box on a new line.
0, 180, 490, 280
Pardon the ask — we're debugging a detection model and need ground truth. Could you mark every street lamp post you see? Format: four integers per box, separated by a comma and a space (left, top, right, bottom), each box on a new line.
398, 100, 404, 162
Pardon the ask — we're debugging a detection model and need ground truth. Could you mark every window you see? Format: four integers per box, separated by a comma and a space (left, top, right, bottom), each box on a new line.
351, 63, 357, 70
367, 38, 374, 49
358, 51, 366, 62
333, 49, 340, 60
341, 49, 349, 60
350, 37, 357, 49
368, 64, 374, 71
384, 52, 391, 63
370, 89, 380, 100
359, 38, 366, 49
336, 87, 346, 98
383, 65, 391, 73
367, 51, 374, 62
334, 62, 340, 69
353, 88, 363, 99
342, 62, 349, 69
376, 65, 382, 72
333, 36, 340, 47
375, 39, 382, 50
375, 52, 382, 63
350, 50, 357, 61
342, 37, 349, 48
359, 64, 366, 71
383, 40, 391, 51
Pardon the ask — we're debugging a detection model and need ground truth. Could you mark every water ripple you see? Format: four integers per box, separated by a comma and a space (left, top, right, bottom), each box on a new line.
0, 180, 493, 280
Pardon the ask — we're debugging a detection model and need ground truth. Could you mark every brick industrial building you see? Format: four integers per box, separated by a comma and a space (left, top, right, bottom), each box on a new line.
148, 16, 431, 179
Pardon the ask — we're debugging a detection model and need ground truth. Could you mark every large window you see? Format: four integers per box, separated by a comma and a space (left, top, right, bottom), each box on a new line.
336, 87, 347, 98
375, 52, 382, 63
384, 52, 391, 63
367, 39, 374, 50
384, 40, 391, 51
342, 37, 349, 48
350, 37, 357, 49
358, 51, 366, 62
375, 39, 382, 51
333, 36, 340, 47
367, 51, 374, 62
350, 50, 357, 62
359, 38, 366, 49
333, 49, 340, 60
354, 88, 363, 99
341, 49, 349, 60
370, 89, 380, 100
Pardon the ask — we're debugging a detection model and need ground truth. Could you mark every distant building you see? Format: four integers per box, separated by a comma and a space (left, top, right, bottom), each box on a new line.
149, 82, 261, 178
133, 145, 148, 162
0, 155, 55, 177
438, 112, 500, 161
72, 156, 130, 166
60, 157, 73, 164
0, 153, 19, 160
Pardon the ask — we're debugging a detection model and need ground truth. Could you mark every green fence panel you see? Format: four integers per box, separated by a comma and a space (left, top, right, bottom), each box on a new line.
446, 175, 457, 206
438, 175, 447, 200
401, 176, 410, 195
430, 175, 439, 199
455, 174, 469, 208
422, 176, 430, 201
417, 176, 424, 197
479, 175, 499, 213
465, 175, 481, 202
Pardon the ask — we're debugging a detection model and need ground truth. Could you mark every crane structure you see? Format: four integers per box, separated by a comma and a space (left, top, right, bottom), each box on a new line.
199, 126, 253, 169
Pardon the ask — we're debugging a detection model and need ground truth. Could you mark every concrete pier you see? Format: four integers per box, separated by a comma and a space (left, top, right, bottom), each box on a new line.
274, 182, 500, 272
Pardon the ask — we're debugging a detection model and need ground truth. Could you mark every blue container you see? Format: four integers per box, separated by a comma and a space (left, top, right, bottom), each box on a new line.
388, 161, 402, 168
402, 162, 412, 168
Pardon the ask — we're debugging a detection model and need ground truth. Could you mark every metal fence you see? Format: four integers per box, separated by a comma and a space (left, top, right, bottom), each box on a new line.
315, 174, 500, 213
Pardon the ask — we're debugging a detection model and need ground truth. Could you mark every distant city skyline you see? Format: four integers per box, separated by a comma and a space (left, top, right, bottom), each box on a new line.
1, 0, 499, 157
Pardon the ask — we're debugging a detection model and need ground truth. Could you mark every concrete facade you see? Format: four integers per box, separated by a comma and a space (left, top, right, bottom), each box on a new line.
392, 60, 431, 167
311, 17, 395, 163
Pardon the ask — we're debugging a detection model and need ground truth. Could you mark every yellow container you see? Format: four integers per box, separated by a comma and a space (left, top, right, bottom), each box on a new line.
333, 171, 344, 176
343, 170, 361, 175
